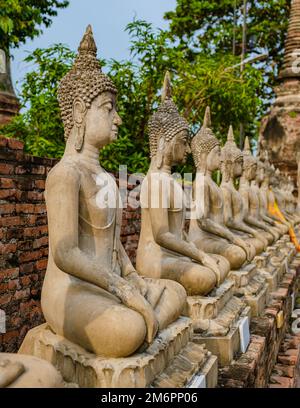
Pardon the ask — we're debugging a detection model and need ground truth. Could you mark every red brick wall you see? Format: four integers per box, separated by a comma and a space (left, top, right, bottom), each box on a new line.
0, 136, 141, 352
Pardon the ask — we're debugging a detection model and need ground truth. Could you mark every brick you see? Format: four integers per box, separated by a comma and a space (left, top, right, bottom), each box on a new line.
23, 225, 47, 237
1, 268, 19, 279
269, 376, 293, 388
31, 166, 46, 175
0, 293, 12, 305
0, 178, 14, 188
0, 216, 22, 227
27, 191, 44, 201
277, 349, 299, 366
0, 242, 17, 255
20, 276, 31, 287
0, 283, 8, 293
14, 165, 30, 175
34, 204, 46, 214
33, 236, 48, 249
0, 189, 17, 200
7, 139, 24, 150
19, 263, 34, 275
35, 259, 48, 270
273, 364, 295, 378
8, 279, 21, 291
0, 203, 16, 215
34, 179, 46, 189
0, 163, 14, 175
16, 203, 36, 214
19, 250, 42, 263
14, 288, 30, 300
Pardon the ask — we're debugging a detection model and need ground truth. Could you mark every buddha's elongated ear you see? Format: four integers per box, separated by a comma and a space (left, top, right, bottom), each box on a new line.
73, 98, 87, 152
156, 137, 165, 169
73, 98, 87, 126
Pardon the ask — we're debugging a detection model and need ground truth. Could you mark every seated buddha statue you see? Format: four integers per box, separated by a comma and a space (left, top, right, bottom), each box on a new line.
258, 155, 289, 234
0, 353, 62, 388
239, 137, 277, 245
136, 74, 228, 296
284, 177, 300, 223
220, 126, 266, 256
276, 172, 300, 225
188, 109, 254, 270
41, 26, 186, 359
255, 156, 287, 236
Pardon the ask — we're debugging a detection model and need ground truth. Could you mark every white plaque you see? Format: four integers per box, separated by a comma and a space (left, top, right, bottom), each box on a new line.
187, 373, 206, 388
284, 259, 289, 274
291, 292, 295, 311
239, 316, 250, 353
0, 309, 6, 333
0, 50, 6, 74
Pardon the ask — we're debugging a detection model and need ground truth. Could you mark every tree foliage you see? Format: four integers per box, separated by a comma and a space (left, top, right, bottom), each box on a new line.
164, 0, 291, 108
0, 0, 69, 52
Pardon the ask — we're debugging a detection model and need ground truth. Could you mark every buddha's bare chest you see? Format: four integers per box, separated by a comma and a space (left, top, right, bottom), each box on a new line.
78, 171, 119, 233
208, 179, 223, 211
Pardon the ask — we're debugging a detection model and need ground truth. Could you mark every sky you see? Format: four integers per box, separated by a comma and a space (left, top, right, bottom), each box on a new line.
11, 0, 177, 93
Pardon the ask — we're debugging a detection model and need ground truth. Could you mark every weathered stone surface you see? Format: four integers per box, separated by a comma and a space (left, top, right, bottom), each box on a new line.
259, 1, 300, 182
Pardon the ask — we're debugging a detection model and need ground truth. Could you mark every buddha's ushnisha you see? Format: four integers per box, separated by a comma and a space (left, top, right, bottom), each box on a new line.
41, 26, 186, 358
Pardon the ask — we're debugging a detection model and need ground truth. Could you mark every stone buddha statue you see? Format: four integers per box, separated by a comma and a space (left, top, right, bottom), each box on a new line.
188, 109, 254, 270
272, 169, 296, 226
220, 126, 265, 256
136, 76, 228, 296
0, 354, 62, 388
39, 26, 186, 358
277, 172, 300, 225
239, 137, 277, 245
258, 156, 289, 234
256, 156, 287, 236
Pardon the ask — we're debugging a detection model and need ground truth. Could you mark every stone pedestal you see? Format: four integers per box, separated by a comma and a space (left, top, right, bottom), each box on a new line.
228, 264, 269, 317
183, 280, 251, 366
193, 307, 251, 367
19, 317, 218, 388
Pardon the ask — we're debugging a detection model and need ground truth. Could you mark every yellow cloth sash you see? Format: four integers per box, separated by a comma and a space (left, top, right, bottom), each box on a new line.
268, 192, 300, 251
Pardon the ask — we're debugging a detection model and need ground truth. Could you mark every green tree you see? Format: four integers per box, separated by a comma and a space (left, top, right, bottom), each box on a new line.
0, 0, 69, 53
164, 0, 291, 108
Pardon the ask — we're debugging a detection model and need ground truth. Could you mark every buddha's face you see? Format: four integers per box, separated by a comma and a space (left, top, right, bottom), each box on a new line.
233, 157, 243, 177
244, 162, 257, 181
256, 163, 265, 182
75, 91, 122, 149
207, 144, 221, 172
170, 130, 190, 165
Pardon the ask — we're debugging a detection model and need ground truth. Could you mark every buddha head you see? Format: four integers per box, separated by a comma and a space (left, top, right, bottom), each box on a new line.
242, 137, 257, 181
259, 150, 272, 184
148, 71, 190, 169
256, 160, 265, 184
191, 107, 221, 173
58, 25, 122, 151
221, 125, 243, 181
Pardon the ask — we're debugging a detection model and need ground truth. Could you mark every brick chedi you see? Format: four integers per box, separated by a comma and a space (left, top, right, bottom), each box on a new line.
0, 49, 19, 125
259, 0, 300, 184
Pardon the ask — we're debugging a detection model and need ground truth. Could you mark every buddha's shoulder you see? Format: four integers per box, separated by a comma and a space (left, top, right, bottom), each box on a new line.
46, 158, 80, 185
